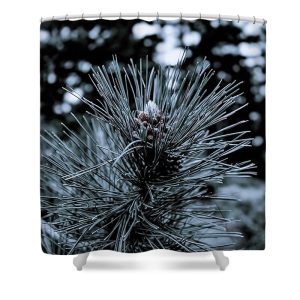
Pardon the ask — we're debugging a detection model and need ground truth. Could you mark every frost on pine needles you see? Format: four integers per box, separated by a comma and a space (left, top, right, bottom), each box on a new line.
41, 53, 256, 254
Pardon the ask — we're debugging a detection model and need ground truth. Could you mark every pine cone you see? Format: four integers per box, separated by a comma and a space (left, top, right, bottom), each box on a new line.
134, 100, 182, 180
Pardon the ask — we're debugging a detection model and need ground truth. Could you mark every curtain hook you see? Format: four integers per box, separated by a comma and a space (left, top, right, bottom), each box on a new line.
137, 12, 140, 19
81, 13, 84, 20
99, 12, 102, 19
199, 13, 201, 20
218, 14, 221, 24
119, 12, 122, 20
263, 18, 266, 25
52, 16, 54, 21
65, 14, 68, 21
180, 12, 183, 21
237, 14, 240, 23
253, 16, 256, 24
40, 17, 43, 23
156, 12, 159, 22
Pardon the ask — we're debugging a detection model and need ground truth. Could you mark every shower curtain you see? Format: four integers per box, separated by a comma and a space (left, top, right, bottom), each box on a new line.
40, 18, 266, 255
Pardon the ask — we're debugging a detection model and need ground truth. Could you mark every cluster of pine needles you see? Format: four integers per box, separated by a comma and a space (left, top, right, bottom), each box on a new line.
41, 53, 256, 254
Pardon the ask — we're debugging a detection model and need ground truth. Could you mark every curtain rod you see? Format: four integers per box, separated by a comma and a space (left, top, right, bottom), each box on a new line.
41, 12, 267, 25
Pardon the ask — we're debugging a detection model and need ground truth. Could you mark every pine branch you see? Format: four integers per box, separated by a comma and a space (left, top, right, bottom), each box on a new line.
41, 52, 254, 254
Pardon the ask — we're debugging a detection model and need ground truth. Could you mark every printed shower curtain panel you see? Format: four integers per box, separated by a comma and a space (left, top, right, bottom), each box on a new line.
40, 18, 266, 255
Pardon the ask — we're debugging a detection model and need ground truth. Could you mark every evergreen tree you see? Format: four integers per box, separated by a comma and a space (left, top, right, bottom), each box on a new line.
41, 53, 255, 254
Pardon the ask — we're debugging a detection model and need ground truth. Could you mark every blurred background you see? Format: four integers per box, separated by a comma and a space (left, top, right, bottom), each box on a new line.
40, 18, 265, 249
